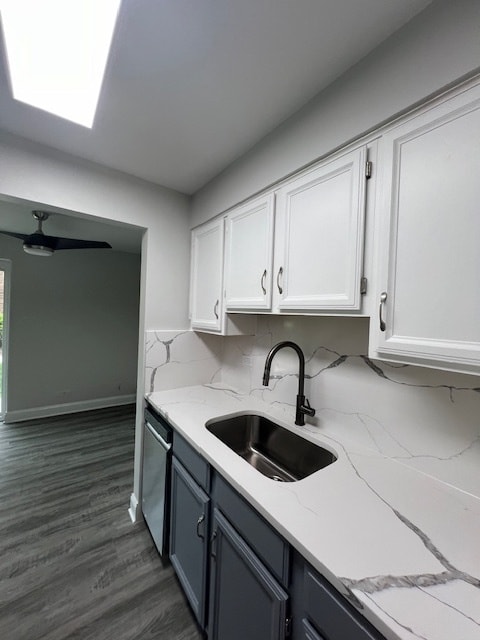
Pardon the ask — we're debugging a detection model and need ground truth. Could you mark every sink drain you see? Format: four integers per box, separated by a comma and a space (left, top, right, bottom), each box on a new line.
271, 475, 285, 482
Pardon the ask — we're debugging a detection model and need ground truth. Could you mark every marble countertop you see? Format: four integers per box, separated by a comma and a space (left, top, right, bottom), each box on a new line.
147, 384, 480, 640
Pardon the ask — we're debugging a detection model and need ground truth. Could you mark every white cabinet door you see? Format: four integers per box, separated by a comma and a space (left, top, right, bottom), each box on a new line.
370, 82, 480, 373
190, 217, 224, 332
224, 194, 274, 310
274, 146, 367, 311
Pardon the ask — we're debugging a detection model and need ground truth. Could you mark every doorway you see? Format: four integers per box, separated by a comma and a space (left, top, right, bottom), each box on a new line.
0, 260, 10, 421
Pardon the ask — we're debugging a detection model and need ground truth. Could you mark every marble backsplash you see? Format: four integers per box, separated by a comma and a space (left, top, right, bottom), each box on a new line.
145, 315, 480, 500
145, 329, 223, 392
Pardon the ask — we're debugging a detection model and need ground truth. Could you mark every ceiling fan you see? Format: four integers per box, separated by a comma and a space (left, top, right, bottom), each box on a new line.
0, 211, 112, 256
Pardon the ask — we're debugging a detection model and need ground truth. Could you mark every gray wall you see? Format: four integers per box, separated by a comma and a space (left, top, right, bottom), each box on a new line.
0, 132, 191, 502
0, 132, 191, 330
0, 234, 141, 420
191, 0, 480, 225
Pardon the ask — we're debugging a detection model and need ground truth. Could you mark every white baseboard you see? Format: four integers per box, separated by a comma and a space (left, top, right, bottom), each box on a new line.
128, 492, 142, 524
4, 394, 136, 424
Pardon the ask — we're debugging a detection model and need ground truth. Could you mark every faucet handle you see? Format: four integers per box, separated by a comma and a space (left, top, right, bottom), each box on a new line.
301, 398, 316, 418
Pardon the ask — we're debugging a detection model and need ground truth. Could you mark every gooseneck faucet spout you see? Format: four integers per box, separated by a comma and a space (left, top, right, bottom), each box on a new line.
262, 341, 316, 426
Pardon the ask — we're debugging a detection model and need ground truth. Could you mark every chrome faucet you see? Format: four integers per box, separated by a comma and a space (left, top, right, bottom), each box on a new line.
262, 341, 316, 426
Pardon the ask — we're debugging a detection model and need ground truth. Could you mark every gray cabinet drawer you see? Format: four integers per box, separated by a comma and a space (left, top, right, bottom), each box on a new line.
213, 473, 290, 586
305, 568, 383, 640
173, 432, 210, 491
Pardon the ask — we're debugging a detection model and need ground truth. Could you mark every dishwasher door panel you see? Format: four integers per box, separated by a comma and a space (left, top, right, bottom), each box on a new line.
142, 421, 171, 557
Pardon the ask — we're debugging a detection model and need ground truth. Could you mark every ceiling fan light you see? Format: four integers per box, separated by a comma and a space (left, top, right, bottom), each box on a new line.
23, 244, 54, 257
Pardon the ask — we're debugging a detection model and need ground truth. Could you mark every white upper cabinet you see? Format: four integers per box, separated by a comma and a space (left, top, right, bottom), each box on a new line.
224, 194, 275, 310
370, 81, 480, 374
273, 146, 367, 312
190, 217, 224, 332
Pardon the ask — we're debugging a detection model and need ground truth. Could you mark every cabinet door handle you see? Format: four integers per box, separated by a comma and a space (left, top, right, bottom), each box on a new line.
260, 269, 267, 295
379, 291, 387, 331
196, 514, 205, 539
213, 299, 219, 319
276, 267, 283, 295
210, 529, 217, 559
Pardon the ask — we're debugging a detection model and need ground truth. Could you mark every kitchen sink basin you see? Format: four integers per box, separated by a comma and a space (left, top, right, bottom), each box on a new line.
206, 414, 336, 482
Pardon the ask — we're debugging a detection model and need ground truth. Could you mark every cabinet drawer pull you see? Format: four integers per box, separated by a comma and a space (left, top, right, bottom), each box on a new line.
379, 291, 387, 331
261, 269, 267, 295
276, 267, 283, 295
213, 299, 219, 319
196, 514, 205, 539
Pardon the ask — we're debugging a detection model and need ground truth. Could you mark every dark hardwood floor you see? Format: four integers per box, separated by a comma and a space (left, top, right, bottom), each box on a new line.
0, 406, 202, 640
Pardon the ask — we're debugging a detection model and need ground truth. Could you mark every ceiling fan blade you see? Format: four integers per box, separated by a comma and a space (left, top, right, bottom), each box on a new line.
1, 217, 112, 252
0, 230, 29, 241
53, 237, 112, 250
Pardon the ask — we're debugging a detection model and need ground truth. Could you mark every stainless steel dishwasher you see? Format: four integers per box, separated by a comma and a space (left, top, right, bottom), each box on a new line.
141, 404, 173, 558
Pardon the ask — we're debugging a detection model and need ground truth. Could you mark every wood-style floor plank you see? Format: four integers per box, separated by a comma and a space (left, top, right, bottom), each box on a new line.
0, 406, 202, 640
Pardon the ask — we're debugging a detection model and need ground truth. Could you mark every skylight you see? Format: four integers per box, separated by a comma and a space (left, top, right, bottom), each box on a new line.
0, 0, 121, 128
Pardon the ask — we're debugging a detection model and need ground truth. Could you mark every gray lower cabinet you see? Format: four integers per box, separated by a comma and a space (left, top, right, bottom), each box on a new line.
291, 553, 385, 640
167, 430, 386, 640
301, 619, 325, 640
169, 456, 210, 627
208, 508, 289, 640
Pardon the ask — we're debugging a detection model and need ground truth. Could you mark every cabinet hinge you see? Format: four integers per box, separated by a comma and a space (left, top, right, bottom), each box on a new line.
285, 616, 292, 637
365, 160, 373, 179
360, 276, 368, 295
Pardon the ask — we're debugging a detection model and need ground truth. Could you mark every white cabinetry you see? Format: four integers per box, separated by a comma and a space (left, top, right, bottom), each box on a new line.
273, 146, 367, 312
224, 194, 275, 310
370, 82, 480, 374
190, 217, 224, 332
224, 145, 368, 316
190, 216, 255, 335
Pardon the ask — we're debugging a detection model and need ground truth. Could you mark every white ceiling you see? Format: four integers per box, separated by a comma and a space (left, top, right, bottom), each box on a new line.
0, 0, 432, 197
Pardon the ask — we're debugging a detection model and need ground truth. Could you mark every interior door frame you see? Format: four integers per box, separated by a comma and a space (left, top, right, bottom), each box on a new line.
0, 259, 11, 421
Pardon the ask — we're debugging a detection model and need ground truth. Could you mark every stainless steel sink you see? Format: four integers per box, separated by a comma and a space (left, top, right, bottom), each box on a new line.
206, 414, 336, 481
